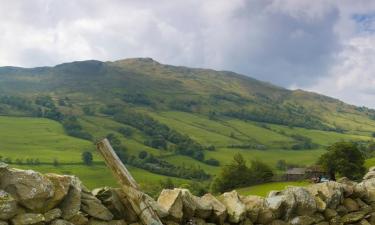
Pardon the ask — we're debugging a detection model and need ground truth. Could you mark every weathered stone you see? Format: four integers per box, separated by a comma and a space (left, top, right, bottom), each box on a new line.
157, 189, 183, 222
201, 193, 227, 224
266, 193, 293, 219
343, 198, 359, 212
44, 174, 72, 210
114, 190, 138, 224
143, 194, 169, 219
11, 213, 45, 225
44, 208, 62, 222
306, 182, 344, 209
240, 195, 264, 222
219, 190, 246, 223
336, 205, 348, 216
68, 212, 89, 225
323, 208, 338, 220
94, 188, 127, 220
81, 192, 113, 221
192, 196, 212, 219
180, 189, 196, 219
0, 190, 18, 220
239, 218, 253, 225
341, 211, 366, 224
108, 220, 127, 225
330, 216, 343, 225
269, 220, 288, 225
88, 218, 108, 225
289, 215, 314, 225
337, 177, 356, 197
311, 213, 325, 223
314, 196, 326, 212
50, 219, 75, 225
315, 222, 329, 225
256, 208, 275, 224
284, 187, 316, 216
0, 166, 54, 212
363, 171, 375, 180
0, 221, 8, 225
368, 212, 375, 224
358, 219, 371, 225
60, 176, 82, 220
355, 178, 375, 203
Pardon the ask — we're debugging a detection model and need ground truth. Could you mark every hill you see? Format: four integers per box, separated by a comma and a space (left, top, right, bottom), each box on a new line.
0, 58, 375, 190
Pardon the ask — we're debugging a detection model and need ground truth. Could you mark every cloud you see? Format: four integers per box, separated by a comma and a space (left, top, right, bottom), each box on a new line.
1, 0, 375, 107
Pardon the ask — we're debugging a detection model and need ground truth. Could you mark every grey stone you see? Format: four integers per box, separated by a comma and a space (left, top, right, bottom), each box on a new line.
44, 208, 62, 222
11, 213, 45, 225
50, 219, 75, 225
81, 192, 113, 221
0, 190, 18, 220
218, 190, 246, 223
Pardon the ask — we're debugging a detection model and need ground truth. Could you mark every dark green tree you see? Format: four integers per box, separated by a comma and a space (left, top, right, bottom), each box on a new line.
319, 142, 366, 180
81, 151, 93, 165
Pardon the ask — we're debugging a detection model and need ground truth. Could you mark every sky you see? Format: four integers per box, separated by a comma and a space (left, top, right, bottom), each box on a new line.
1, 1, 375, 107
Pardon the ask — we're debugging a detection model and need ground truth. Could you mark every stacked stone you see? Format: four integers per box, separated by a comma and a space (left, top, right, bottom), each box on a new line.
3, 162, 375, 225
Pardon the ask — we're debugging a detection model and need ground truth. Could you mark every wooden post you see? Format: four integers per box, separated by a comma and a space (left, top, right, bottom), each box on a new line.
96, 138, 164, 225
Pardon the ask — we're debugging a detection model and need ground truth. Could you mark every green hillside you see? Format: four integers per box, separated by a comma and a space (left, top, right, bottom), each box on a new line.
1, 58, 375, 191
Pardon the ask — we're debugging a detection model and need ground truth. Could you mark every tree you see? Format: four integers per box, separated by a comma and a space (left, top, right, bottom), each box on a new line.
81, 151, 93, 166
319, 142, 366, 180
138, 151, 148, 159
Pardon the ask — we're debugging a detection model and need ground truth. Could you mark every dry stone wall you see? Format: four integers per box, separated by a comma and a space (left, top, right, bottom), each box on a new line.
2, 162, 375, 225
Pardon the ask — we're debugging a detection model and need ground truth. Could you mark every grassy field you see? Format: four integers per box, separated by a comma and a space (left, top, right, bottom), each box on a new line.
236, 181, 310, 197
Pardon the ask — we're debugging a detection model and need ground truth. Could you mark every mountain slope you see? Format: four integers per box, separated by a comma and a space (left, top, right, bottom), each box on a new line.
0, 58, 375, 187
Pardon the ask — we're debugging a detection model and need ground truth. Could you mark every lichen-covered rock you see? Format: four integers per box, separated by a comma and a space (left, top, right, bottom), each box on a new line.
356, 178, 375, 203
68, 212, 89, 225
240, 195, 264, 222
306, 182, 344, 209
289, 215, 314, 225
88, 218, 108, 225
0, 221, 8, 225
81, 192, 113, 221
11, 213, 45, 225
256, 208, 275, 224
363, 171, 375, 180
0, 190, 18, 220
315, 222, 329, 225
329, 216, 343, 225
93, 188, 127, 220
44, 174, 72, 210
44, 208, 62, 222
341, 211, 366, 224
219, 190, 246, 223
266, 193, 294, 220
51, 219, 75, 225
0, 165, 54, 212
269, 220, 288, 225
192, 196, 212, 219
323, 208, 338, 220
201, 193, 227, 224
180, 189, 196, 219
157, 189, 183, 222
108, 220, 127, 225
343, 198, 359, 212
358, 219, 371, 225
142, 194, 168, 219
60, 176, 82, 220
315, 196, 326, 212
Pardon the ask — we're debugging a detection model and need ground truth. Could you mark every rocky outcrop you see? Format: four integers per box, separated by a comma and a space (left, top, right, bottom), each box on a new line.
3, 162, 375, 225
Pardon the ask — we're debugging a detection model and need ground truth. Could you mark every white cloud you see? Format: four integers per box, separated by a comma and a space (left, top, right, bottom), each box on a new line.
1, 0, 375, 107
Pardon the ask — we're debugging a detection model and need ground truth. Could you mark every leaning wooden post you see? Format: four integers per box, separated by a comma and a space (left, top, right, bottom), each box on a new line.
96, 138, 164, 225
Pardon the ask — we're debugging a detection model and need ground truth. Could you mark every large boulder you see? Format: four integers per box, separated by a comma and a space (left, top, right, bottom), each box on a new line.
201, 193, 227, 224
306, 182, 344, 209
219, 190, 246, 223
11, 213, 45, 225
240, 195, 264, 222
0, 164, 54, 212
60, 176, 82, 220
157, 189, 183, 222
0, 190, 18, 220
81, 192, 113, 221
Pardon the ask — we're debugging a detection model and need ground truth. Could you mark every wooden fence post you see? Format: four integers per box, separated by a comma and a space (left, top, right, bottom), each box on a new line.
96, 138, 164, 225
